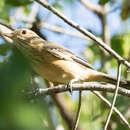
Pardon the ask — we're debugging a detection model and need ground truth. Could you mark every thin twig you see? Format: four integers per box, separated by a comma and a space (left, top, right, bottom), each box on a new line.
0, 21, 14, 31
93, 91, 130, 128
73, 91, 82, 130
80, 0, 104, 15
104, 63, 122, 130
0, 23, 14, 43
34, 0, 130, 68
81, 0, 110, 69
26, 2, 39, 28
41, 22, 87, 39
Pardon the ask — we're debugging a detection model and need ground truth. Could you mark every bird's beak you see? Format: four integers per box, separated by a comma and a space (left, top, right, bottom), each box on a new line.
3, 32, 14, 38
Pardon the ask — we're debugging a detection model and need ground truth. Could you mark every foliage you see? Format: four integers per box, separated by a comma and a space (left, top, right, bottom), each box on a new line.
5, 0, 32, 6
120, 0, 130, 20
98, 0, 110, 5
111, 33, 130, 58
0, 48, 53, 130
0, 0, 129, 130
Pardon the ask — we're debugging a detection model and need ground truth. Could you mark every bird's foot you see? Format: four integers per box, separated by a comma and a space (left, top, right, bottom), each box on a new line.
67, 81, 73, 95
67, 77, 79, 95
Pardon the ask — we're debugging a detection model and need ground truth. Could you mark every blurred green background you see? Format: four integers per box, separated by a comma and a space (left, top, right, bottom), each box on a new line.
0, 0, 130, 130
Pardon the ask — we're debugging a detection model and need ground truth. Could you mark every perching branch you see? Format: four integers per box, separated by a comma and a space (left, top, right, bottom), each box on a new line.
104, 63, 122, 130
38, 83, 130, 97
34, 0, 130, 68
32, 78, 130, 129
36, 84, 130, 128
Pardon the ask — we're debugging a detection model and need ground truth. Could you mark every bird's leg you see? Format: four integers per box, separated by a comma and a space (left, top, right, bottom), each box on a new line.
67, 77, 79, 94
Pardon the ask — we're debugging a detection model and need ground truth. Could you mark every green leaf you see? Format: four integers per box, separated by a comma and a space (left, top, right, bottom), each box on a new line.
0, 44, 11, 56
23, 6, 30, 15
111, 34, 130, 58
5, 0, 32, 6
0, 5, 11, 21
122, 34, 130, 58
83, 42, 100, 64
99, 0, 110, 5
111, 36, 124, 56
52, 3, 62, 11
63, 0, 75, 3
0, 0, 5, 11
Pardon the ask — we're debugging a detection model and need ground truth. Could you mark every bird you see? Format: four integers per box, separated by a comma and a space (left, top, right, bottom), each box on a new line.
3, 28, 130, 91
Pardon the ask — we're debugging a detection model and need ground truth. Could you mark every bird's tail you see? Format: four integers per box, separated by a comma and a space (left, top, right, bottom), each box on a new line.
98, 72, 130, 89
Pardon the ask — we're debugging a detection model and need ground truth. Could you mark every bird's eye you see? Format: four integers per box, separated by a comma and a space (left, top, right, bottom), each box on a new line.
21, 30, 27, 35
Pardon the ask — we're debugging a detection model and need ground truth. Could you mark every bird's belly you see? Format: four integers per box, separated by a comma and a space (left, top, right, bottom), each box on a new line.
32, 59, 97, 84
32, 60, 75, 84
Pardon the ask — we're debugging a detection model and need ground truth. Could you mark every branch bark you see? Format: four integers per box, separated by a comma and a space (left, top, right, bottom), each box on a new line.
38, 83, 130, 97
36, 83, 130, 128
41, 22, 87, 39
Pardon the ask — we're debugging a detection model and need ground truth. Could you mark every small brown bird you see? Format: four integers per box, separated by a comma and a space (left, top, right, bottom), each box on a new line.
4, 28, 130, 90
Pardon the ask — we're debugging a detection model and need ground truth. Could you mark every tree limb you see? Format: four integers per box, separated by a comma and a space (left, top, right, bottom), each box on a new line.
36, 83, 130, 128
38, 83, 130, 97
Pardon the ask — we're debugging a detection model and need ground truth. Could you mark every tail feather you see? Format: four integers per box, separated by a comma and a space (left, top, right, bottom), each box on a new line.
100, 73, 130, 90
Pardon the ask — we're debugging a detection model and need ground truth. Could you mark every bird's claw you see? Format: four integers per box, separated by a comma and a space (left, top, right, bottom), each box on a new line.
66, 77, 79, 95
67, 81, 73, 95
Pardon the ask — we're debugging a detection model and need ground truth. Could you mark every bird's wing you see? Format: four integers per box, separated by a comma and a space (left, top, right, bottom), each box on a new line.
43, 42, 95, 70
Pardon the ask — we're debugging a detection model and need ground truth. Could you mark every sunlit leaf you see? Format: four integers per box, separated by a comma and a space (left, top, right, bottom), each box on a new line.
80, 93, 104, 129
99, 0, 110, 5
53, 3, 62, 11
5, 0, 32, 6
0, 5, 11, 21
63, 0, 75, 3
23, 6, 30, 15
0, 0, 5, 11
83, 42, 100, 64
111, 34, 130, 58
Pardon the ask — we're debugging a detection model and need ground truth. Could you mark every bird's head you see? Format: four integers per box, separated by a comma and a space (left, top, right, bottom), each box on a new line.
4, 28, 45, 61
4, 28, 44, 51
4, 28, 39, 41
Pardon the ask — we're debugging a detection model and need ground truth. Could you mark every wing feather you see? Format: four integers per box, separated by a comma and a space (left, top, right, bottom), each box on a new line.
43, 42, 95, 70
